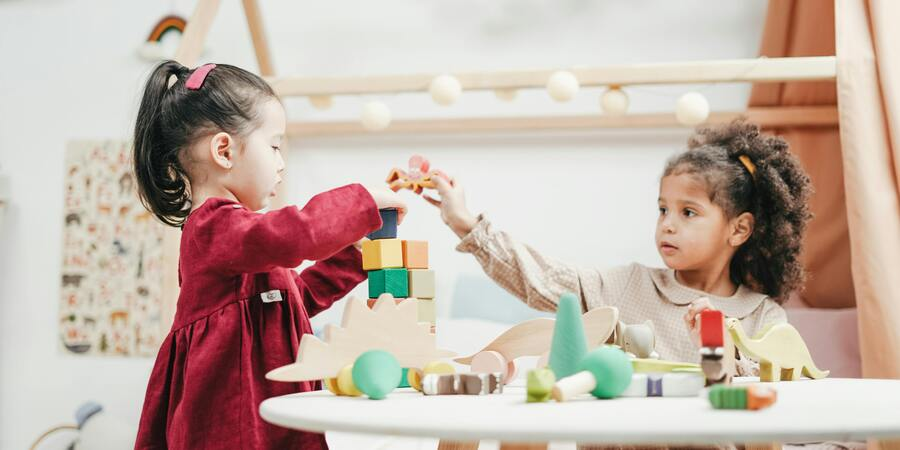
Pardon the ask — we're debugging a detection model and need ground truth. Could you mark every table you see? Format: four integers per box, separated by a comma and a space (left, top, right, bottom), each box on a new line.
260, 378, 900, 448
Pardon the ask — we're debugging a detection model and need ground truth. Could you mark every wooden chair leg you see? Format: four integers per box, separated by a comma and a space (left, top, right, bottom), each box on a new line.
499, 443, 548, 450
437, 441, 479, 450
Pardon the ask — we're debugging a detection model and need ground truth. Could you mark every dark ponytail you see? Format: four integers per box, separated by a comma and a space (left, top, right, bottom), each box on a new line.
662, 120, 813, 302
132, 60, 277, 227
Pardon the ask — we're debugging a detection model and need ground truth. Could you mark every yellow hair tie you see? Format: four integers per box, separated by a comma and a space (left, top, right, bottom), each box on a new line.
738, 154, 757, 178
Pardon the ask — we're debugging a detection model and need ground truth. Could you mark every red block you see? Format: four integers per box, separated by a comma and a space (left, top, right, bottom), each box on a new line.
700, 309, 724, 347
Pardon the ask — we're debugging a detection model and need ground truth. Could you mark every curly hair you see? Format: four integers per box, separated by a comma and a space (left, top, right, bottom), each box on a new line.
662, 120, 813, 302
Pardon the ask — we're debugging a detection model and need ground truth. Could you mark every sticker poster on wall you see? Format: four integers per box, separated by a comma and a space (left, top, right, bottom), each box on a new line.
59, 141, 165, 356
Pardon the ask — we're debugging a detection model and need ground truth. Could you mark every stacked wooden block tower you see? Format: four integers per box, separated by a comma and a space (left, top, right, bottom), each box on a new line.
362, 208, 436, 333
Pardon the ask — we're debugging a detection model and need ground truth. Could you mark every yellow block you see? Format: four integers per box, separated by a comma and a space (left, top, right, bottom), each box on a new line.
417, 298, 436, 323
362, 238, 403, 271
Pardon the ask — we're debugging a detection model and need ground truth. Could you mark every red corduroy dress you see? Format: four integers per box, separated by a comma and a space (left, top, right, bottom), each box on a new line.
135, 184, 381, 449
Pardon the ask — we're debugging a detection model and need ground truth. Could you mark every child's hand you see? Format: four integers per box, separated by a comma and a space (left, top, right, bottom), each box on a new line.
683, 296, 713, 348
364, 185, 408, 224
422, 176, 478, 239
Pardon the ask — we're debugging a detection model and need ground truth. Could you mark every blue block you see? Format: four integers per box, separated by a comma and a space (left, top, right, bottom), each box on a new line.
368, 208, 399, 240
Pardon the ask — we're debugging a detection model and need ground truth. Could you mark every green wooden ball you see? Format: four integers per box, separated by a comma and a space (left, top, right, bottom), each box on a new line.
352, 350, 402, 400
578, 346, 633, 399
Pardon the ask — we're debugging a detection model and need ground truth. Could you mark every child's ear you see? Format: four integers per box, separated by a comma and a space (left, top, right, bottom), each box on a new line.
729, 212, 755, 247
209, 132, 234, 170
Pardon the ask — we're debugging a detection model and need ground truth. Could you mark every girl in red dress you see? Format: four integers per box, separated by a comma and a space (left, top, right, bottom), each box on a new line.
131, 61, 406, 449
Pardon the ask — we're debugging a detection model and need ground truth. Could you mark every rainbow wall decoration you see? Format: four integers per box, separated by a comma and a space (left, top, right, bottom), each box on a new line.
137, 15, 188, 61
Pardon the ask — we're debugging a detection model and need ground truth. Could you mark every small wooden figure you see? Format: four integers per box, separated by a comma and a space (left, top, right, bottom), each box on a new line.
386, 155, 450, 195
726, 318, 829, 382
362, 238, 404, 271
549, 293, 588, 380
367, 208, 399, 240
610, 320, 660, 359
552, 346, 633, 402
708, 384, 777, 410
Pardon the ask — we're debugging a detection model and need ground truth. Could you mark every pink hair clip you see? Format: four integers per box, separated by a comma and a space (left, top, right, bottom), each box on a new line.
185, 63, 216, 90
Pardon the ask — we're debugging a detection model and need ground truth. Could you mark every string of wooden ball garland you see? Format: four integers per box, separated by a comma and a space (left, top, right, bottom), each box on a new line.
313, 71, 718, 132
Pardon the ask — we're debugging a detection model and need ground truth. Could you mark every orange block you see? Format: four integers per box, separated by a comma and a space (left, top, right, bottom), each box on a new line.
366, 297, 407, 308
402, 240, 429, 269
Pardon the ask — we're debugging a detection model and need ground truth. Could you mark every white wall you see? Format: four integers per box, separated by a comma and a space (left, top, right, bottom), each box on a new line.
0, 1, 766, 448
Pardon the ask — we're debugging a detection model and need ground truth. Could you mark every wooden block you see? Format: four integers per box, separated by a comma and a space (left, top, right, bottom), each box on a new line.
417, 298, 436, 323
362, 238, 403, 271
367, 208, 398, 240
700, 309, 724, 347
368, 268, 408, 298
408, 269, 435, 299
402, 240, 429, 269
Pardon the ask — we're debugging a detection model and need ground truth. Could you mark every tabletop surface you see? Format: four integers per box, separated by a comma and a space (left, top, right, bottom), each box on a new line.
259, 377, 900, 445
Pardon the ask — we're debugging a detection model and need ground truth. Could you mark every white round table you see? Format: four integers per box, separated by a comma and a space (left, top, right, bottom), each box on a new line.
260, 378, 900, 447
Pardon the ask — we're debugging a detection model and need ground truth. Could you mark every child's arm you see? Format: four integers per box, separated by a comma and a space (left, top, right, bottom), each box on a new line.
293, 245, 367, 317
424, 177, 597, 312
193, 184, 396, 275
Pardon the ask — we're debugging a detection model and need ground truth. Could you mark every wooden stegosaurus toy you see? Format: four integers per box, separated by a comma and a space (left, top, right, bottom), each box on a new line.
266, 295, 455, 382
725, 318, 829, 382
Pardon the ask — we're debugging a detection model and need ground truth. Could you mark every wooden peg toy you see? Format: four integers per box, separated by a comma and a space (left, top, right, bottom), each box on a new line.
552, 346, 633, 402
708, 384, 777, 410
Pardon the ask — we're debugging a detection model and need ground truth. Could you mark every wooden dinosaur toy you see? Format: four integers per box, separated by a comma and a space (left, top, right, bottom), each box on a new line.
454, 306, 619, 382
725, 318, 829, 382
266, 295, 456, 382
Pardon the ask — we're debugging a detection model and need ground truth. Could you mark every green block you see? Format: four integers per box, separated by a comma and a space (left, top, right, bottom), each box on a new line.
368, 268, 409, 298
526, 368, 556, 403
708, 384, 748, 409
548, 292, 588, 379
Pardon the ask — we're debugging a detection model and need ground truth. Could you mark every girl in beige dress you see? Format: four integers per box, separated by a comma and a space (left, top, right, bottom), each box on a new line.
424, 120, 814, 376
